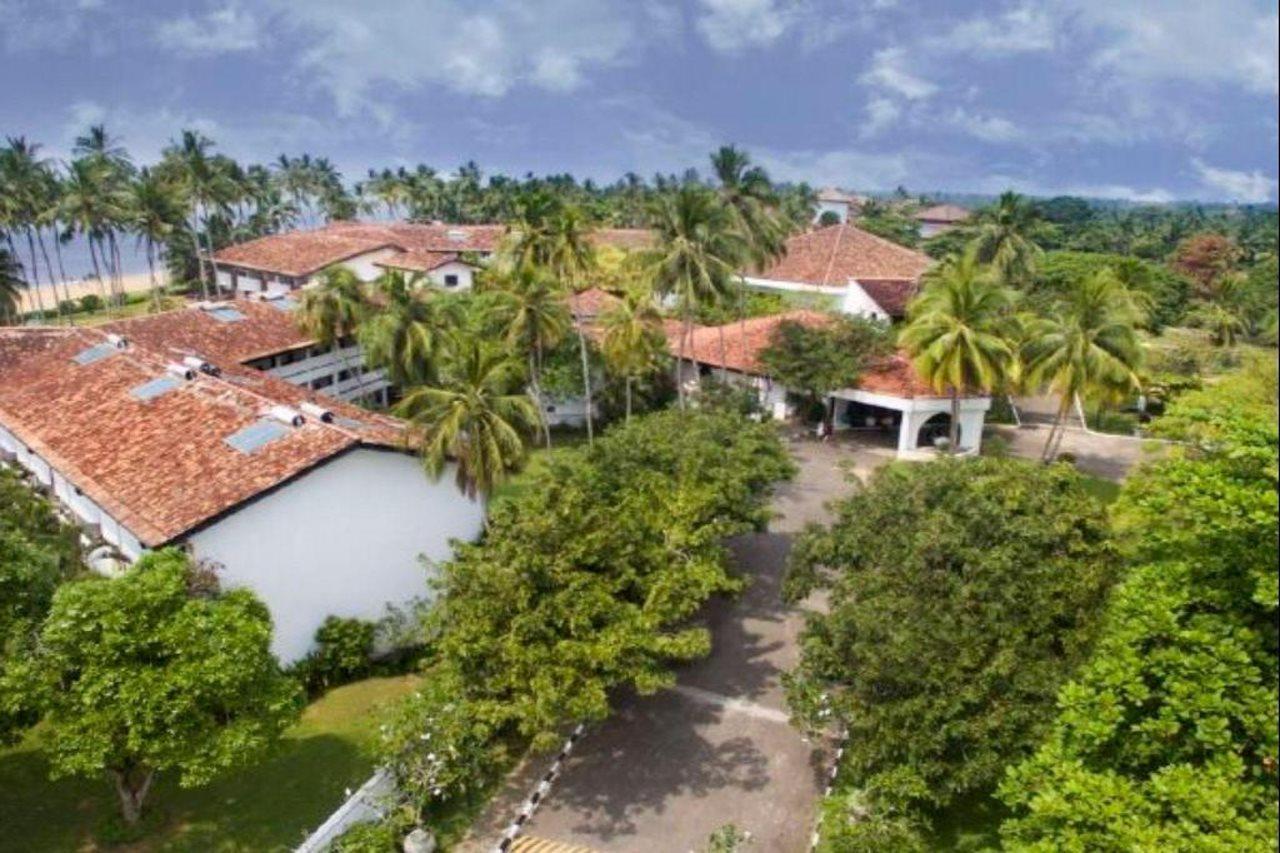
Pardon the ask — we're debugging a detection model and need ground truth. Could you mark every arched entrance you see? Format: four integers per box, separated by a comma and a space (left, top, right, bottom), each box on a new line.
917, 412, 956, 448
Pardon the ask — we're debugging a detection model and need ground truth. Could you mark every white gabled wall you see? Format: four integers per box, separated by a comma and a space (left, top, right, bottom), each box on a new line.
187, 448, 485, 663
840, 281, 890, 320
425, 260, 476, 291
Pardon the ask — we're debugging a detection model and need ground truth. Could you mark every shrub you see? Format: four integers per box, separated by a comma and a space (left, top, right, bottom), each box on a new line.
292, 616, 376, 695
78, 294, 102, 312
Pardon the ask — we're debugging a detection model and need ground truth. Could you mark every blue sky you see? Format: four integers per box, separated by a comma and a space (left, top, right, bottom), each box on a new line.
1, 0, 1277, 203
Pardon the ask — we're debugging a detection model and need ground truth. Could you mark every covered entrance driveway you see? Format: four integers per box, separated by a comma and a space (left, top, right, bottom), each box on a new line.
829, 388, 991, 455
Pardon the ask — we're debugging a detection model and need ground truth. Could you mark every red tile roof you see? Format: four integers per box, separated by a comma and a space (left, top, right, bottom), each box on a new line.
915, 204, 971, 224
214, 222, 653, 278
568, 287, 622, 320
101, 300, 313, 365
0, 323, 405, 547
673, 310, 952, 399
855, 278, 918, 318
753, 223, 932, 288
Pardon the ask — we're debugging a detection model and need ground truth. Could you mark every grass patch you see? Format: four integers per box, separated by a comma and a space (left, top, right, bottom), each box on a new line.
1079, 474, 1122, 504
0, 674, 420, 852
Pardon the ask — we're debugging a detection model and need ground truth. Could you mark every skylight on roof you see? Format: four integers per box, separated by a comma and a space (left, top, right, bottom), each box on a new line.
208, 307, 246, 323
129, 375, 182, 402
71, 343, 118, 365
268, 297, 298, 312
224, 419, 290, 454
333, 415, 366, 430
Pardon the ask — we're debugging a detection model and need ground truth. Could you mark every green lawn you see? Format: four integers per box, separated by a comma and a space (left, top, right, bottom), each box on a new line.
0, 674, 420, 852
1079, 474, 1122, 504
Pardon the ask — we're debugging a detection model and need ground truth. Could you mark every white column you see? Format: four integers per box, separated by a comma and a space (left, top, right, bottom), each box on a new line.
897, 409, 918, 455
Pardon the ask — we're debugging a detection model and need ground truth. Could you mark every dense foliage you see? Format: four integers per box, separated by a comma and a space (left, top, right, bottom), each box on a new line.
1, 549, 303, 824
380, 408, 794, 812
999, 357, 1279, 851
1033, 251, 1191, 331
0, 467, 81, 740
785, 457, 1118, 847
758, 315, 893, 419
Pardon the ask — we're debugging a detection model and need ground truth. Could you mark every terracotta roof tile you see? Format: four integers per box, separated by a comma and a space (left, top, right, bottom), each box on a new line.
673, 310, 952, 399
214, 222, 653, 278
101, 300, 312, 365
374, 251, 470, 273
855, 278, 918, 318
0, 320, 406, 547
754, 223, 932, 288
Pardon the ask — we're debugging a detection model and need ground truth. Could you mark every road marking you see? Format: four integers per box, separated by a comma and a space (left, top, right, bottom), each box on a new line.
672, 685, 792, 724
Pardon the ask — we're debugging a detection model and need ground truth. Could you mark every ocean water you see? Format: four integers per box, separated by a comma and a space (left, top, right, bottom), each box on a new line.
10, 233, 151, 289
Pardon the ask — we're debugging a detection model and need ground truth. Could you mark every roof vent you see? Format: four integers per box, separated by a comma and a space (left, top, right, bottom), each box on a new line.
106, 333, 128, 349
446, 228, 467, 242
268, 405, 305, 427
299, 401, 335, 423
166, 362, 197, 380
183, 355, 220, 376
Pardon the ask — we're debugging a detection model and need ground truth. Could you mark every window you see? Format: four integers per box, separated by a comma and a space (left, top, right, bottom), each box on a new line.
311, 375, 334, 390
444, 274, 460, 287
337, 369, 354, 383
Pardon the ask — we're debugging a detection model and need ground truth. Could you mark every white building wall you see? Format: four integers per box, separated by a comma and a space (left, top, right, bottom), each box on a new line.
815, 200, 849, 223
840, 282, 890, 320
187, 448, 485, 663
425, 260, 476, 291
340, 248, 404, 282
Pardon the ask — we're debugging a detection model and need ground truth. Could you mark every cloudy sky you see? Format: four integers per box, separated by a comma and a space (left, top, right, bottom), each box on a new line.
1, 0, 1277, 203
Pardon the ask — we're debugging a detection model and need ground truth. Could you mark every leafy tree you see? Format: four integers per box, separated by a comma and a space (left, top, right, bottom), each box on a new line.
1022, 269, 1145, 461
786, 458, 1117, 840
1033, 250, 1191, 331
0, 468, 81, 740
3, 549, 302, 824
296, 265, 368, 389
381, 409, 794, 810
395, 337, 541, 502
1171, 232, 1242, 298
758, 314, 893, 424
899, 247, 1017, 450
999, 358, 1278, 851
857, 211, 922, 248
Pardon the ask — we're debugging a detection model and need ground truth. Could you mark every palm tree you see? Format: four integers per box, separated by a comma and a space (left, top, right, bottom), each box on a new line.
1, 137, 52, 319
395, 337, 541, 503
73, 125, 135, 301
130, 168, 183, 310
166, 130, 223, 300
645, 184, 748, 408
971, 190, 1045, 288
600, 284, 665, 422
488, 264, 571, 447
295, 266, 368, 396
546, 204, 601, 444
1, 248, 23, 323
358, 270, 460, 386
1022, 269, 1144, 461
900, 247, 1017, 452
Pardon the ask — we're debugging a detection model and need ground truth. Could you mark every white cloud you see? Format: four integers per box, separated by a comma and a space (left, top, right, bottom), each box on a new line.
945, 108, 1023, 143
860, 97, 901, 137
155, 4, 262, 56
944, 3, 1054, 56
1192, 158, 1277, 203
696, 0, 791, 53
756, 146, 915, 189
267, 0, 644, 111
860, 47, 936, 100
1072, 0, 1279, 96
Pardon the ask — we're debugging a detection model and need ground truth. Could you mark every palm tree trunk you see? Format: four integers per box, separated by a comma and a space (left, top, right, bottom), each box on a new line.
1041, 397, 1071, 463
34, 229, 64, 322
949, 389, 961, 453
529, 351, 551, 449
146, 242, 161, 311
677, 311, 691, 411
191, 204, 209, 301
575, 323, 594, 446
23, 229, 48, 320
625, 376, 633, 423
87, 237, 109, 305
718, 325, 729, 383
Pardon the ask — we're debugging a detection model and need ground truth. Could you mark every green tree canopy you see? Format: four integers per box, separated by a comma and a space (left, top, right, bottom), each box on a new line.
757, 314, 893, 419
999, 357, 1279, 851
3, 549, 302, 824
1033, 250, 1192, 331
381, 409, 794, 812
786, 458, 1117, 843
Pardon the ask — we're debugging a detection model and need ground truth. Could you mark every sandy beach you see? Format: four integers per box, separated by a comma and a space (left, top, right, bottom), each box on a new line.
18, 271, 170, 313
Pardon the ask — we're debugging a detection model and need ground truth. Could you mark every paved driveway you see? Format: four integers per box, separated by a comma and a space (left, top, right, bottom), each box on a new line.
990, 424, 1164, 480
461, 440, 864, 853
